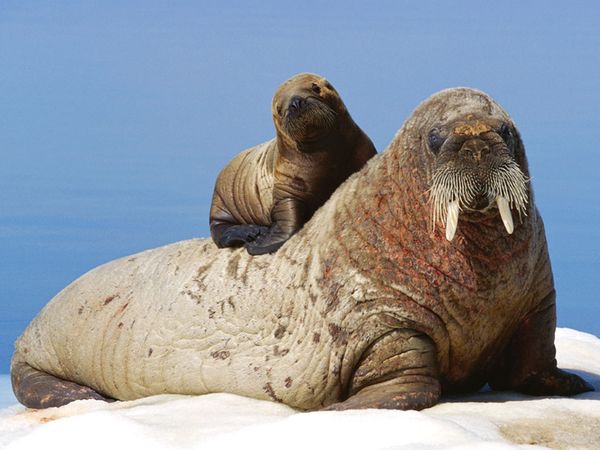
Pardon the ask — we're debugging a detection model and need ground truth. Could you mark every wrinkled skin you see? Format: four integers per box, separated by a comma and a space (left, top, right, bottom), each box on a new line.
12, 88, 592, 411
209, 72, 376, 255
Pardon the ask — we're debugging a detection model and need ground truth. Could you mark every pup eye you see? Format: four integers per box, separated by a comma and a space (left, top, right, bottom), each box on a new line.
427, 128, 445, 154
311, 83, 321, 94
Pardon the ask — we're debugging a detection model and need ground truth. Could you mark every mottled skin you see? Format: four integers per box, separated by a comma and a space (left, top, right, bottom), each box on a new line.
12, 88, 591, 411
210, 72, 376, 255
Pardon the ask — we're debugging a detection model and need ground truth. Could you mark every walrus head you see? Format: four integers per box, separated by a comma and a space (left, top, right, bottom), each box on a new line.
419, 90, 530, 241
272, 73, 346, 145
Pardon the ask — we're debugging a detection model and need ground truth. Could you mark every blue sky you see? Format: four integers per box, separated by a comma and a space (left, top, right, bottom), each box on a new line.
1, 1, 599, 371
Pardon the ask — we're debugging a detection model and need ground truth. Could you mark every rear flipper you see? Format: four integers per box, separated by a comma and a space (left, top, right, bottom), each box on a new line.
11, 353, 113, 409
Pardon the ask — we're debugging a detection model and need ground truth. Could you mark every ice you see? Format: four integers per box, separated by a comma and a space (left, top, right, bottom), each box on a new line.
1, 328, 599, 449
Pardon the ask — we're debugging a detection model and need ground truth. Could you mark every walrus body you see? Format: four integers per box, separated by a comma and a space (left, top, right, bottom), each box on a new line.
209, 73, 376, 255
12, 88, 591, 410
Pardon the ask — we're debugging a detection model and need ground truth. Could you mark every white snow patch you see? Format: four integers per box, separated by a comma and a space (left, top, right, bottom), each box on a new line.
1, 328, 599, 450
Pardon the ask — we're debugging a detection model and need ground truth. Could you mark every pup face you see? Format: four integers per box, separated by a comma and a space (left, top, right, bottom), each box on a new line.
272, 73, 346, 143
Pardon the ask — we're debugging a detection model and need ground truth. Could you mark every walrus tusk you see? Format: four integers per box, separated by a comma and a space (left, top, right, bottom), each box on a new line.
445, 200, 460, 241
497, 195, 514, 234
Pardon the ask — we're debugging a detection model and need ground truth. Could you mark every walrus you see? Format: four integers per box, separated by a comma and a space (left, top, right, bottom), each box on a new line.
11, 87, 592, 411
209, 72, 376, 255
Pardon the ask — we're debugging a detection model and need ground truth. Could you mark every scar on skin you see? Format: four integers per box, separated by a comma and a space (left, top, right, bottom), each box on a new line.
453, 122, 491, 136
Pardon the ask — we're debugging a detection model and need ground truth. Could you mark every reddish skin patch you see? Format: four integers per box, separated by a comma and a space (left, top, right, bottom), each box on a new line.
328, 323, 347, 344
103, 294, 119, 305
263, 382, 282, 403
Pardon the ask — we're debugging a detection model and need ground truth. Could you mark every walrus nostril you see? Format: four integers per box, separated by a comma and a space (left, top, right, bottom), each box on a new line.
289, 96, 305, 111
461, 140, 489, 161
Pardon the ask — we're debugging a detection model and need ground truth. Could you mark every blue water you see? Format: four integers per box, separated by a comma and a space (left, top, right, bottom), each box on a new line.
1, 1, 599, 373
0, 376, 17, 409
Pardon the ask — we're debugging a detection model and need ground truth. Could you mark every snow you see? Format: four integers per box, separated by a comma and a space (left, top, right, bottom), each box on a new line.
1, 328, 599, 450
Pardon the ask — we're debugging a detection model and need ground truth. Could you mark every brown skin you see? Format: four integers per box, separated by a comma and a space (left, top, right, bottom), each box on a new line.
322, 88, 592, 410
209, 73, 376, 255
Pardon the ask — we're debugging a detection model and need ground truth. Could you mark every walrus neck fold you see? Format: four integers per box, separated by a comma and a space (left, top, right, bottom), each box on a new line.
303, 129, 535, 302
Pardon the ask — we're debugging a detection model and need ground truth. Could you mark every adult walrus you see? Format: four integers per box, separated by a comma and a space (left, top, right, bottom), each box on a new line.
209, 72, 376, 255
12, 87, 592, 410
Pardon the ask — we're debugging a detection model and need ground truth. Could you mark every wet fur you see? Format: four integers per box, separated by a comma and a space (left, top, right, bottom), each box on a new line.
209, 73, 376, 255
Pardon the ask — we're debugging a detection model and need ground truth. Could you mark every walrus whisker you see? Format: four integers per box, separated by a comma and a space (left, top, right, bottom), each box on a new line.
283, 100, 338, 140
486, 160, 530, 220
428, 166, 478, 233
428, 158, 529, 240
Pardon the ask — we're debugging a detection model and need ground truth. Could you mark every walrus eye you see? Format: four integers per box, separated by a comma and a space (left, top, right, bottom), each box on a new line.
427, 128, 445, 155
311, 83, 321, 94
499, 123, 513, 144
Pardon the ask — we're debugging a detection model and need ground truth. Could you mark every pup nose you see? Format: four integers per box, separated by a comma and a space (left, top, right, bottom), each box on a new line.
289, 96, 305, 111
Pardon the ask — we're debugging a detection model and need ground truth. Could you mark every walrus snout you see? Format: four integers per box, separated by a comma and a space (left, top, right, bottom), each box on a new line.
459, 138, 489, 162
427, 122, 529, 241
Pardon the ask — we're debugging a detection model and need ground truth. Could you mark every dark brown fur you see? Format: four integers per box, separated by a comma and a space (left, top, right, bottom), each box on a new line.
209, 73, 376, 255
322, 87, 592, 409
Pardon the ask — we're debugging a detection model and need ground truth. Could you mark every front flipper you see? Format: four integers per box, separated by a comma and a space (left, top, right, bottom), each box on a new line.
489, 290, 593, 396
245, 197, 306, 255
211, 222, 268, 248
245, 223, 292, 255
11, 353, 113, 408
325, 329, 441, 411
209, 191, 268, 248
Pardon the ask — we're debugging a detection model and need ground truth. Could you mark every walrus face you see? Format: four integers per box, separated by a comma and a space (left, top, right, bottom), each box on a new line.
272, 73, 344, 144
426, 115, 529, 241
